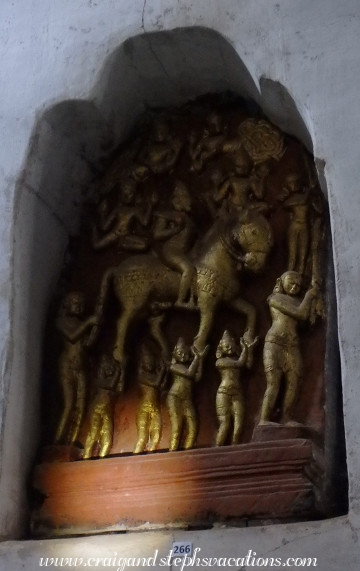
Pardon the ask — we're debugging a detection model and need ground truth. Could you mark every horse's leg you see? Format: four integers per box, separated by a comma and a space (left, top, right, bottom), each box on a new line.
148, 315, 169, 361
113, 305, 137, 365
228, 296, 256, 338
95, 268, 114, 319
193, 294, 217, 352
227, 296, 257, 367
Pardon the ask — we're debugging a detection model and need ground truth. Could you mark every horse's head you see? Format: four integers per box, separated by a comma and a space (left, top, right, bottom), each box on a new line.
230, 211, 273, 273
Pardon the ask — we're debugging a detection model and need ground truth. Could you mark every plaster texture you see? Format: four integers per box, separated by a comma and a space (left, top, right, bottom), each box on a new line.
0, 0, 359, 569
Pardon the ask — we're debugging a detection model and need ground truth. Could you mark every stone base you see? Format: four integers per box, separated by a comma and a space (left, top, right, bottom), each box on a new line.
252, 423, 312, 442
32, 440, 316, 537
40, 445, 83, 463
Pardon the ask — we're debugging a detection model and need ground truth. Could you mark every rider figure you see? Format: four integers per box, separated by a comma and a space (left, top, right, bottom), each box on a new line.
152, 181, 197, 307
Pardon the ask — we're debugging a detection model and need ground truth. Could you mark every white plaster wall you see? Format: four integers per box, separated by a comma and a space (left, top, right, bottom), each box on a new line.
0, 0, 360, 568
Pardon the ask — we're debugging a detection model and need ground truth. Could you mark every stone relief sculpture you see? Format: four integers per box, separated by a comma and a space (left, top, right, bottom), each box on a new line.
138, 118, 182, 174
35, 96, 329, 534
93, 208, 272, 372
54, 291, 98, 445
83, 355, 121, 459
134, 346, 166, 454
167, 339, 208, 451
215, 330, 257, 446
259, 271, 319, 426
92, 178, 155, 253
152, 181, 197, 307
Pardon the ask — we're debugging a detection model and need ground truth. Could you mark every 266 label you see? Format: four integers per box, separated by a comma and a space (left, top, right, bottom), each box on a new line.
172, 542, 193, 556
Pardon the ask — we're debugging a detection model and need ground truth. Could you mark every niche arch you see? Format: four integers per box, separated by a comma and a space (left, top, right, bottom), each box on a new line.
3, 26, 345, 538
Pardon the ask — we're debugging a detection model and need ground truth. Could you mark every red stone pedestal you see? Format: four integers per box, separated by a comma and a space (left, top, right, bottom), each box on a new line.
32, 439, 316, 537
252, 424, 312, 442
40, 445, 83, 463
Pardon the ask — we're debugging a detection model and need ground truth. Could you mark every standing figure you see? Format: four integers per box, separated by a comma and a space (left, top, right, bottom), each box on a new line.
54, 292, 98, 445
167, 338, 208, 451
134, 347, 167, 454
260, 271, 318, 426
215, 330, 257, 446
152, 181, 197, 307
280, 174, 311, 276
83, 356, 121, 459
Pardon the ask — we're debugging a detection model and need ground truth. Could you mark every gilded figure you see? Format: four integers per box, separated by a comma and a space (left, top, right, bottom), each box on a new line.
249, 163, 270, 200
280, 174, 311, 275
138, 119, 181, 174
189, 111, 225, 172
214, 174, 251, 213
54, 292, 98, 445
215, 330, 258, 446
134, 347, 167, 454
92, 177, 156, 252
152, 181, 197, 307
260, 271, 318, 425
167, 339, 208, 451
281, 169, 325, 278
83, 355, 121, 459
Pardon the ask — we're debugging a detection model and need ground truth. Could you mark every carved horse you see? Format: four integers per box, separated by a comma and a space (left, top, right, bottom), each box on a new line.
96, 210, 273, 373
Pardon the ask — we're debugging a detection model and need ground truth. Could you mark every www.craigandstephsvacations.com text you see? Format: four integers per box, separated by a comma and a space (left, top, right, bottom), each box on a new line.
39, 548, 317, 569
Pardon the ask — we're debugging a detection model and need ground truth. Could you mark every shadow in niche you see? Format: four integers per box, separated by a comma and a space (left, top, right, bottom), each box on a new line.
260, 77, 314, 152
324, 250, 348, 517
13, 100, 114, 537
91, 27, 262, 142
7, 26, 347, 538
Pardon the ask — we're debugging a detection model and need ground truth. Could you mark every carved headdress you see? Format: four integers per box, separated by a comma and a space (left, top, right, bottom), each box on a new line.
216, 329, 238, 359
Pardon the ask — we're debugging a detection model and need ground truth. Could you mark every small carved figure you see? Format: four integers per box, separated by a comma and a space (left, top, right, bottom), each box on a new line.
204, 168, 227, 220
92, 177, 156, 252
189, 112, 225, 172
83, 356, 121, 459
222, 139, 253, 178
260, 271, 318, 426
249, 163, 270, 200
215, 330, 258, 446
138, 119, 181, 174
280, 174, 310, 275
167, 339, 208, 451
152, 181, 197, 307
214, 174, 251, 213
134, 347, 167, 454
54, 292, 98, 445
281, 170, 326, 276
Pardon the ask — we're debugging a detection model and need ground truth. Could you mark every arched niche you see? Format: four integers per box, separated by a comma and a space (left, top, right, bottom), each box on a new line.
1, 26, 345, 539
